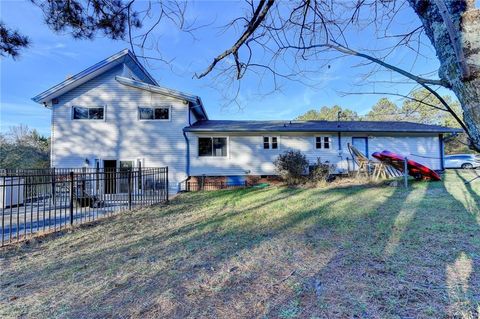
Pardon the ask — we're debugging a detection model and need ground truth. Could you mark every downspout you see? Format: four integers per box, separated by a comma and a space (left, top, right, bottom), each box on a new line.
337, 132, 342, 150
439, 134, 445, 171
337, 131, 343, 173
181, 102, 193, 190
183, 130, 190, 176
336, 115, 343, 173
185, 102, 192, 177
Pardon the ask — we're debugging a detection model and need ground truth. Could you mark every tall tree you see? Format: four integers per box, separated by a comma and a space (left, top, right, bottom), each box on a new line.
408, 0, 479, 150
400, 89, 463, 126
366, 98, 401, 122
2, 1, 479, 150
296, 105, 359, 121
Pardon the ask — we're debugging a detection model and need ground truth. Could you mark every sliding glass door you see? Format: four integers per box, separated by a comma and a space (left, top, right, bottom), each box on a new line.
119, 161, 133, 193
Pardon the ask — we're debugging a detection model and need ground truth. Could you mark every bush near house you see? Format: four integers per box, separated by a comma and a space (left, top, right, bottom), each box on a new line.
273, 150, 309, 186
274, 151, 335, 186
309, 159, 335, 185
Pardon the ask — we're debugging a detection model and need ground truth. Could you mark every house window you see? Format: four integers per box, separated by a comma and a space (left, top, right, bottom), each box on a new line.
73, 106, 104, 120
315, 136, 331, 149
263, 137, 270, 149
263, 136, 279, 149
198, 137, 227, 157
138, 106, 170, 120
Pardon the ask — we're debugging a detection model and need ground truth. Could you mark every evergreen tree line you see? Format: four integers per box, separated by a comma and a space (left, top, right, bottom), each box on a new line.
295, 89, 469, 154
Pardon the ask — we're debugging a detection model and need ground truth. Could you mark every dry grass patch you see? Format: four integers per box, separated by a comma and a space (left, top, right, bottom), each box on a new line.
1, 170, 479, 318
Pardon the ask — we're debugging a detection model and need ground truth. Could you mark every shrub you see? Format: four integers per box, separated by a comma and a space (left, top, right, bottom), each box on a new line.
309, 158, 335, 184
274, 150, 309, 186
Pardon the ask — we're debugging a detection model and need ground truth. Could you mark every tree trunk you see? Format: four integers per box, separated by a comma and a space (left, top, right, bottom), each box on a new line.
409, 0, 480, 152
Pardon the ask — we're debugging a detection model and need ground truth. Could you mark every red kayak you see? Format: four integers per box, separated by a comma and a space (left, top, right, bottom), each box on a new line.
372, 150, 441, 181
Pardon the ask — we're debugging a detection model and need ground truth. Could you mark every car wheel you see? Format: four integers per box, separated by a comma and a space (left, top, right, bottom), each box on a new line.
461, 163, 474, 169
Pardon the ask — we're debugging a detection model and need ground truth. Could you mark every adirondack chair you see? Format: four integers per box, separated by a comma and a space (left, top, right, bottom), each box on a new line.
347, 143, 371, 178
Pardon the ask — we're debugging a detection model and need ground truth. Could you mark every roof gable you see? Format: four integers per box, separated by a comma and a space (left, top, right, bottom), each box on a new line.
115, 76, 208, 121
32, 49, 157, 104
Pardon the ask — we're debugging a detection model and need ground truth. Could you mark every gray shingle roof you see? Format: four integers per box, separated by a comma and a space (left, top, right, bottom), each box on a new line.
184, 120, 462, 133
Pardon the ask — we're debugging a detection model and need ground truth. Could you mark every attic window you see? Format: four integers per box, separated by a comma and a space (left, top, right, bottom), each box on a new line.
73, 106, 104, 120
138, 106, 170, 120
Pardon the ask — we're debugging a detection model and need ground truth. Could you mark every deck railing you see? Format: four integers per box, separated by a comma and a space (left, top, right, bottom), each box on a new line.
0, 167, 168, 247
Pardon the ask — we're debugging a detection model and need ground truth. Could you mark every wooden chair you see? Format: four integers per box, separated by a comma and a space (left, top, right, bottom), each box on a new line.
347, 143, 371, 178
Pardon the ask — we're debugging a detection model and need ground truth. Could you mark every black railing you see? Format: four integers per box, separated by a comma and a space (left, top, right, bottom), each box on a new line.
0, 167, 168, 247
183, 181, 247, 192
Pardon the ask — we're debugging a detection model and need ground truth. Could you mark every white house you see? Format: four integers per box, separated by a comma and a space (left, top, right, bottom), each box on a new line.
32, 49, 461, 193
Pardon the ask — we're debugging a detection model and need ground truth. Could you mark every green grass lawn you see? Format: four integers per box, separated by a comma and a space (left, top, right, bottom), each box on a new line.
1, 170, 479, 318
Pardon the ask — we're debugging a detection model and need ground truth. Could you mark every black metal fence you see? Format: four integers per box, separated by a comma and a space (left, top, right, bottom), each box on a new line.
0, 167, 168, 247
183, 181, 247, 192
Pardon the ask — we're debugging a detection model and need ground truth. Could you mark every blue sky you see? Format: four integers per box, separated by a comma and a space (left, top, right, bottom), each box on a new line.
1, 0, 454, 136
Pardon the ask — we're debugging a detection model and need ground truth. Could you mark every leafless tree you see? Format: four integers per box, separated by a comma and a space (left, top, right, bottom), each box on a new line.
191, 0, 479, 151
2, 0, 480, 151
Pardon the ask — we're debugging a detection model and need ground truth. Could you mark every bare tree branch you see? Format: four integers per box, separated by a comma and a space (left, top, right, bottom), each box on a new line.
194, 0, 275, 79
281, 42, 451, 88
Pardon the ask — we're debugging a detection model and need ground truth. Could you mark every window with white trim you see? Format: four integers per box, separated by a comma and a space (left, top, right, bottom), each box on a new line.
138, 106, 170, 120
263, 136, 278, 149
198, 137, 227, 157
72, 106, 105, 120
315, 136, 331, 149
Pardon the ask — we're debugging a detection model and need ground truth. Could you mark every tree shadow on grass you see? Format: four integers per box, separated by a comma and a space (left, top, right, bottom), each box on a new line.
450, 169, 480, 219
3, 175, 478, 318
1, 184, 381, 318
263, 173, 480, 318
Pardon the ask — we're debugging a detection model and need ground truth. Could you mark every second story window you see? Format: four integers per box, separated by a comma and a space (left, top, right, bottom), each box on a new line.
263, 136, 278, 149
72, 106, 105, 120
315, 136, 331, 149
138, 106, 170, 120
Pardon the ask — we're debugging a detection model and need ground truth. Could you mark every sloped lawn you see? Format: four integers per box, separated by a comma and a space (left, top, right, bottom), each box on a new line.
1, 170, 479, 318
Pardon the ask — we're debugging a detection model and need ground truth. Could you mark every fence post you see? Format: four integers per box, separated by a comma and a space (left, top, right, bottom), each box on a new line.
138, 161, 142, 193
69, 172, 74, 226
166, 167, 169, 203
404, 157, 408, 189
128, 170, 132, 210
52, 167, 56, 205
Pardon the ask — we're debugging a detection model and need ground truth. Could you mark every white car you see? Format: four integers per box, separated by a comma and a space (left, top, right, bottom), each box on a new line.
444, 154, 480, 169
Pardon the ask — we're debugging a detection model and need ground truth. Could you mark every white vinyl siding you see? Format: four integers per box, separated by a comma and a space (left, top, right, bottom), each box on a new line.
49, 61, 443, 191
51, 64, 189, 194
188, 132, 442, 176
188, 133, 339, 176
